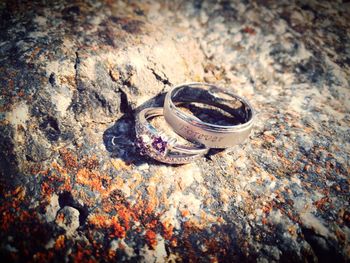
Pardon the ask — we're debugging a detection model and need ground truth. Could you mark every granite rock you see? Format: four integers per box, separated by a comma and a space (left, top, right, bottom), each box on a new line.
0, 0, 349, 262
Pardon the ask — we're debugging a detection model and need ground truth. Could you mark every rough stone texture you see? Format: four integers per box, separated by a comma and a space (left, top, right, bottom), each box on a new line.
56, 206, 80, 237
0, 0, 349, 262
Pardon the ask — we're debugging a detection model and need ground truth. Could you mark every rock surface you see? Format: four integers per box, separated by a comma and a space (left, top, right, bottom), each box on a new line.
56, 206, 80, 237
0, 0, 349, 262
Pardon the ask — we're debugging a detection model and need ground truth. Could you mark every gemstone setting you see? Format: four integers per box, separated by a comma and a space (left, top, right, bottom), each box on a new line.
135, 131, 168, 157
151, 136, 167, 154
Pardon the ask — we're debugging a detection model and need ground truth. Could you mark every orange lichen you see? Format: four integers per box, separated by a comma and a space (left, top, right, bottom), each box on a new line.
181, 210, 190, 217
170, 238, 178, 247
110, 216, 126, 238
162, 220, 174, 240
11, 186, 26, 201
107, 249, 116, 260
262, 204, 272, 214
82, 155, 99, 170
52, 162, 69, 176
87, 187, 171, 250
101, 198, 114, 213
88, 213, 127, 239
37, 162, 73, 198
263, 133, 275, 143
88, 214, 110, 228
71, 244, 97, 263
59, 148, 78, 170
76, 168, 110, 192
144, 198, 157, 215
145, 230, 157, 249
0, 184, 51, 261
54, 235, 65, 250
116, 204, 136, 230
288, 226, 297, 236
314, 197, 330, 210
29, 163, 43, 175
56, 212, 65, 224
71, 189, 96, 207
216, 217, 224, 223
185, 219, 208, 231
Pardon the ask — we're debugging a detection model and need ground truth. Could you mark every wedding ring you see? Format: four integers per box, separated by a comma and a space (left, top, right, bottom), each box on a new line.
135, 107, 208, 164
164, 82, 255, 148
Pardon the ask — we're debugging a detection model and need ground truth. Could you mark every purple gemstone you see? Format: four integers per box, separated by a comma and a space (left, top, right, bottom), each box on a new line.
151, 137, 167, 154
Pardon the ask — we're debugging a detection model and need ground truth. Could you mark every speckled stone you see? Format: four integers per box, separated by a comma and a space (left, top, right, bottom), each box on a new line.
0, 0, 349, 262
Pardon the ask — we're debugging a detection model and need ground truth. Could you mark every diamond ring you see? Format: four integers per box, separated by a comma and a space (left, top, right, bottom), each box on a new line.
135, 107, 208, 164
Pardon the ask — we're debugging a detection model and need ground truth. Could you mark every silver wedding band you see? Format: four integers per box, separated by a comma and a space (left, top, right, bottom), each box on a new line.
135, 82, 255, 163
164, 82, 255, 148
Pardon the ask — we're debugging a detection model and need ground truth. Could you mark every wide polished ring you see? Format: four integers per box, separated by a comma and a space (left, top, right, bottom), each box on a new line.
164, 82, 255, 148
135, 107, 208, 164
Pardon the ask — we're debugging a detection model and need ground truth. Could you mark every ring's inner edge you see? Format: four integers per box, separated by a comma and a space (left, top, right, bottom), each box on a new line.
171, 85, 253, 125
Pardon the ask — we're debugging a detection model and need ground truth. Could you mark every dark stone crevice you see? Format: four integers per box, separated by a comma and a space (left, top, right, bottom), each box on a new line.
39, 116, 61, 142
108, 69, 133, 115
118, 87, 133, 115
68, 50, 82, 116
149, 67, 171, 86
0, 126, 20, 187
49, 72, 56, 87
74, 51, 81, 91
301, 227, 343, 263
92, 90, 112, 114
68, 49, 85, 144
